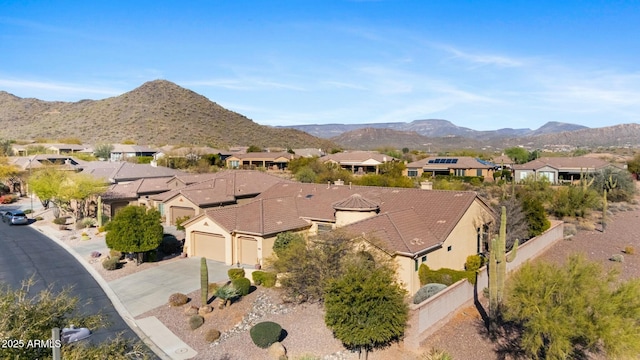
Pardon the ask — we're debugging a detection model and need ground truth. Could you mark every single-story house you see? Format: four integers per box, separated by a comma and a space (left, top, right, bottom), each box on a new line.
109, 144, 158, 162
152, 170, 290, 226
404, 156, 498, 181
512, 156, 625, 184
320, 151, 399, 175
225, 152, 296, 170
183, 182, 495, 296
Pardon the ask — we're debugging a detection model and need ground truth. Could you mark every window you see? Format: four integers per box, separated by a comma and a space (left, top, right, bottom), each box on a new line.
421, 255, 427, 262
408, 170, 418, 177
229, 160, 239, 168
447, 245, 452, 252
454, 169, 465, 176
414, 259, 419, 271
476, 169, 483, 177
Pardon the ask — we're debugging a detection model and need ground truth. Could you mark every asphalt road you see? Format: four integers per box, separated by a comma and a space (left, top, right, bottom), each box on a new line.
0, 219, 152, 355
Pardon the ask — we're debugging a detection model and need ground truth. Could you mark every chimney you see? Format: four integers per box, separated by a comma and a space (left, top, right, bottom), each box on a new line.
420, 181, 433, 190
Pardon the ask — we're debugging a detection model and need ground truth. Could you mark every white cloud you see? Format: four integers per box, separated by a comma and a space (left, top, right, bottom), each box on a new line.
438, 44, 524, 68
0, 78, 121, 98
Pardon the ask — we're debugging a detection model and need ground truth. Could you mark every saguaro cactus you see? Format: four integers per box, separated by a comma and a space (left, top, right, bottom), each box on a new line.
97, 196, 103, 227
602, 174, 617, 232
200, 257, 209, 306
489, 206, 519, 316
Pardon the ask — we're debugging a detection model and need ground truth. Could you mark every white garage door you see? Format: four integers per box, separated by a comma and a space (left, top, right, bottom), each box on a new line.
193, 232, 226, 263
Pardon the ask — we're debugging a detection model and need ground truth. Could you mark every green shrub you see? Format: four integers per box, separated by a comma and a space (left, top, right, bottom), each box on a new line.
159, 234, 183, 254
413, 283, 448, 304
102, 257, 120, 271
250, 321, 282, 349
273, 232, 305, 257
232, 277, 251, 296
252, 271, 277, 287
53, 217, 67, 225
228, 268, 245, 280
23, 209, 33, 214
418, 264, 430, 286
204, 328, 221, 342
610, 254, 624, 263
81, 217, 96, 228
175, 216, 191, 231
168, 293, 189, 306
261, 272, 277, 288
109, 249, 122, 259
189, 315, 204, 330
419, 265, 475, 286
97, 225, 106, 233
465, 254, 483, 273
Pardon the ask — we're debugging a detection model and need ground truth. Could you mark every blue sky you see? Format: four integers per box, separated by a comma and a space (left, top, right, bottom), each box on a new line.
1, 1, 640, 131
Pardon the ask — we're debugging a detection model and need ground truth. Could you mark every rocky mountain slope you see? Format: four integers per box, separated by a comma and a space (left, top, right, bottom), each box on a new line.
0, 80, 334, 149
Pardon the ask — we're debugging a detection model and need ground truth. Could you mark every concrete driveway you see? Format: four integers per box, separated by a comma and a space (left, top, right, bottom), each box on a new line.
108, 258, 230, 317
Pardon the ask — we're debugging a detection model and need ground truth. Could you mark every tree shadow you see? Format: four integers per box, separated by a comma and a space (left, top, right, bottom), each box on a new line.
473, 306, 528, 360
279, 329, 288, 342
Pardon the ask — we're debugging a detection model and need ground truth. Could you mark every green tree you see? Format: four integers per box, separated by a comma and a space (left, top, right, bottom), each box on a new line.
0, 278, 151, 359
504, 255, 640, 360
27, 166, 66, 209
58, 172, 108, 219
520, 193, 550, 238
247, 145, 263, 153
295, 166, 317, 183
0, 138, 13, 156
504, 147, 530, 164
273, 231, 305, 257
324, 257, 408, 360
106, 205, 163, 264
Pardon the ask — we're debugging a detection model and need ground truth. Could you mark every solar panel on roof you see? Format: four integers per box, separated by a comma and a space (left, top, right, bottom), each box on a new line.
428, 159, 434, 163
452, 159, 458, 163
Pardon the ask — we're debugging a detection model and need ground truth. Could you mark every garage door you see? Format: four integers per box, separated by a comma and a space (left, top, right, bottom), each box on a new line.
171, 206, 195, 225
193, 232, 226, 263
239, 237, 258, 266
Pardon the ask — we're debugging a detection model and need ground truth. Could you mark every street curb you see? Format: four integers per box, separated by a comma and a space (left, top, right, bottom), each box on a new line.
33, 224, 173, 360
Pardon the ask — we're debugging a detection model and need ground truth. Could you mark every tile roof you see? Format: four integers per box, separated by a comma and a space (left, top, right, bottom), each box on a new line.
512, 156, 614, 171
332, 194, 380, 211
82, 162, 185, 183
154, 170, 290, 206
406, 156, 495, 169
320, 151, 398, 164
199, 182, 488, 256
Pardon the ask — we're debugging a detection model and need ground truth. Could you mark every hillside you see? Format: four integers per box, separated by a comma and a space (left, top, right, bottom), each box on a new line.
330, 123, 640, 151
330, 128, 485, 151
0, 80, 335, 149
284, 119, 588, 139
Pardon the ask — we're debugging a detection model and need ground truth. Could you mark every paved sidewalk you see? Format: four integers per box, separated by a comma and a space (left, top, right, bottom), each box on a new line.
17, 199, 205, 360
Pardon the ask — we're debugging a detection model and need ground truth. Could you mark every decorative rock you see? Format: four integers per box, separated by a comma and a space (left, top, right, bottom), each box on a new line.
267, 341, 286, 360
198, 305, 213, 315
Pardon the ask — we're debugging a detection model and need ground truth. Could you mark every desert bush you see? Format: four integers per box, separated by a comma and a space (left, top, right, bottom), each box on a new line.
188, 315, 204, 330
420, 348, 453, 360
250, 321, 282, 349
464, 254, 483, 273
35, 216, 43, 221
232, 277, 251, 296
577, 220, 596, 231
610, 254, 624, 263
273, 232, 305, 257
419, 264, 475, 286
563, 223, 578, 237
102, 257, 120, 271
175, 216, 191, 231
81, 217, 96, 228
109, 249, 122, 259
204, 328, 221, 342
183, 305, 198, 316
228, 268, 245, 280
75, 221, 85, 230
625, 246, 635, 255
252, 271, 277, 287
23, 209, 32, 214
52, 217, 67, 225
208, 283, 220, 294
97, 225, 106, 233
413, 284, 448, 304
168, 293, 189, 307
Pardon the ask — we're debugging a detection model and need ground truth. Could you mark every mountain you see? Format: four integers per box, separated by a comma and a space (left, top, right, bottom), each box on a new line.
329, 123, 639, 151
282, 119, 588, 139
0, 80, 334, 149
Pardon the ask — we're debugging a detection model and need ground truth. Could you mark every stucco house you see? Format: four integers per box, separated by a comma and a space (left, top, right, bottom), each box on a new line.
404, 156, 498, 181
512, 156, 624, 184
152, 170, 290, 226
108, 144, 158, 162
225, 152, 296, 170
183, 182, 495, 296
319, 151, 399, 175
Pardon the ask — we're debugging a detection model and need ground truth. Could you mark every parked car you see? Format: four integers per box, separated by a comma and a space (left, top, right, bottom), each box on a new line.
6, 211, 28, 225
